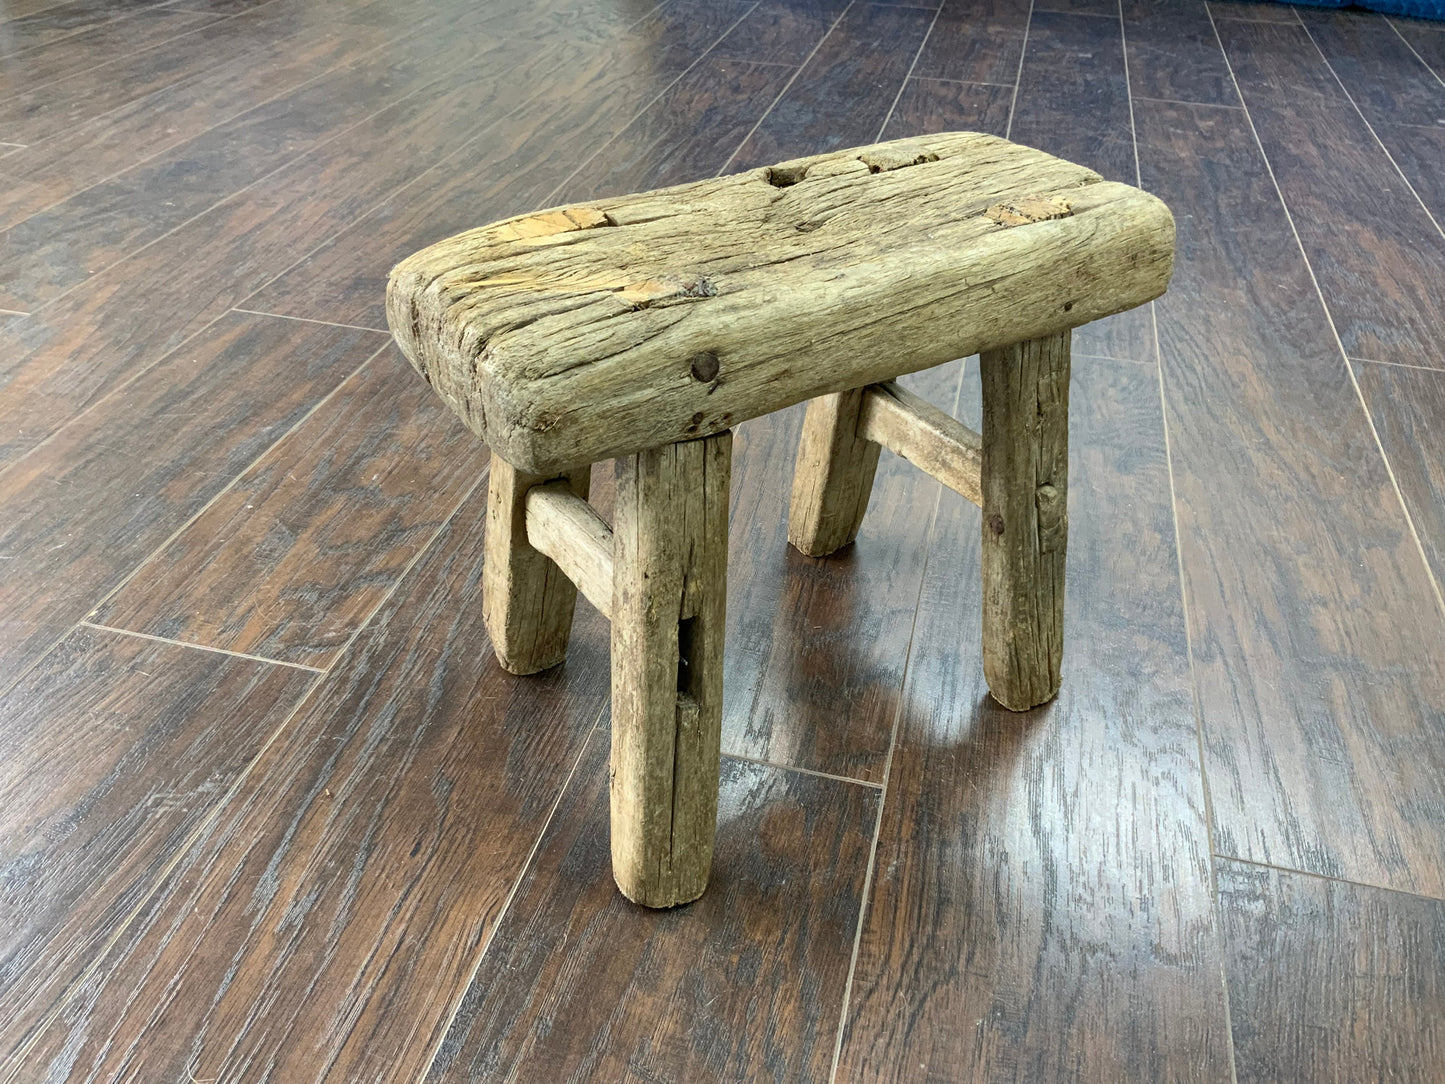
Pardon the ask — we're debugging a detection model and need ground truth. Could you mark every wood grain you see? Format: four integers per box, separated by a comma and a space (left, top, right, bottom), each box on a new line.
1218, 859, 1445, 1084
92, 347, 486, 669
1353, 361, 1445, 601
730, 2, 938, 169
244, 0, 754, 329
0, 27, 575, 470
1122, 0, 1237, 107
0, 311, 383, 692
839, 356, 1231, 1084
1393, 17, 1445, 83
1137, 96, 1445, 896
1216, 17, 1445, 370
11, 483, 611, 1084
426, 744, 880, 1084
881, 75, 1014, 139
912, 0, 1033, 86
0, 0, 177, 60
711, 0, 842, 65
788, 388, 885, 557
0, 623, 316, 1072
388, 131, 1172, 474
1010, 8, 1157, 364
0, 1, 398, 227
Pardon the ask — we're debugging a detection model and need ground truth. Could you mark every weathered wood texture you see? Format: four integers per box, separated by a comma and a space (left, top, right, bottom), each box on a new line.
427, 746, 880, 1083
387, 130, 1174, 473
525, 481, 616, 619
788, 388, 883, 558
610, 432, 731, 908
1219, 860, 1445, 1084
859, 379, 984, 506
980, 331, 1070, 711
483, 454, 590, 675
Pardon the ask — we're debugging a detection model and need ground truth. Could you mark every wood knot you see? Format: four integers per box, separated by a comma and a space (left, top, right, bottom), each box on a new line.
985, 196, 1074, 227
689, 351, 720, 382
989, 514, 1005, 537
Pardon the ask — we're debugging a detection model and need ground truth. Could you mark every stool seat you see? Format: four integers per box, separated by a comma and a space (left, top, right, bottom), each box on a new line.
387, 131, 1173, 475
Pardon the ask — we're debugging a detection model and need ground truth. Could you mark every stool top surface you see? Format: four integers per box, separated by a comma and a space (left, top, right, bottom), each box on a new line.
387, 132, 1174, 474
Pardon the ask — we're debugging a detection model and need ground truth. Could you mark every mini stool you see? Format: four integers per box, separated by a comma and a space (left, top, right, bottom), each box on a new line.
386, 132, 1175, 907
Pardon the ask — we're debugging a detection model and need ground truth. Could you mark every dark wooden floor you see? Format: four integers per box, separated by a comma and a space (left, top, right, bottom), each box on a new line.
1, 0, 1443, 1079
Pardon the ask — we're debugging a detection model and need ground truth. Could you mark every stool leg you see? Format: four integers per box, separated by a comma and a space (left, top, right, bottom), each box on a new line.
980, 331, 1070, 711
610, 431, 731, 907
482, 452, 591, 675
788, 389, 883, 557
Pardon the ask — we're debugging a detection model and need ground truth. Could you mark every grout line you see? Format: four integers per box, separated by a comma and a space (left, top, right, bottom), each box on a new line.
0, 308, 28, 316
231, 307, 389, 335
1003, 0, 1036, 140
1386, 16, 1445, 89
1213, 851, 1445, 905
715, 1, 853, 176
1349, 354, 1445, 374
80, 621, 327, 672
416, 717, 604, 1080
706, 54, 798, 69
827, 359, 965, 1084
723, 752, 884, 789
875, 1, 943, 138
0, 657, 328, 1081
0, 0, 186, 68
1118, 0, 1142, 187
908, 76, 1018, 89
1216, 11, 1445, 623
1132, 94, 1244, 110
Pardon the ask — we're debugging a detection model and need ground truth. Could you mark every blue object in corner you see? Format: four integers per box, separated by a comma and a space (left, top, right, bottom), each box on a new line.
1236, 0, 1444, 17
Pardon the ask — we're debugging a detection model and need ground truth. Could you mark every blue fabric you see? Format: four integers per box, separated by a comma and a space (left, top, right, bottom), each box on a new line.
1238, 0, 1444, 15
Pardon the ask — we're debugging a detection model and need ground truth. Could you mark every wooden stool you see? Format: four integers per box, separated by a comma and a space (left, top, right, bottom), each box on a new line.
386, 132, 1175, 907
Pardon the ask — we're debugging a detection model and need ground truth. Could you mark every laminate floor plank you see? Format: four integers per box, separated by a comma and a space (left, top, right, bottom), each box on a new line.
1217, 18, 1445, 370
1010, 9, 1156, 365
911, 0, 1032, 87
13, 484, 612, 1084
1137, 96, 1445, 897
1208, 0, 1299, 23
246, 0, 754, 330
1354, 361, 1445, 606
0, 29, 581, 471
0, 312, 384, 693
0, 19, 522, 312
0, 0, 396, 162
1123, 0, 1238, 107
0, 0, 174, 58
729, 2, 938, 169
838, 357, 1231, 1084
711, 0, 841, 65
426, 744, 879, 1084
0, 624, 317, 1075
93, 348, 488, 668
0, 5, 221, 106
1392, 16, 1445, 80
1218, 859, 1445, 1084
881, 75, 1013, 138
1300, 9, 1445, 230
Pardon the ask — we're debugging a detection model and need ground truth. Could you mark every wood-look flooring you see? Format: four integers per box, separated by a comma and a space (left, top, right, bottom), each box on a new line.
1, 0, 1444, 1080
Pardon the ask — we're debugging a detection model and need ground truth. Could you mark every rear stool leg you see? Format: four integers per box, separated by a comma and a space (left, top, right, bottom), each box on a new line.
610, 432, 731, 907
788, 389, 883, 557
482, 452, 591, 675
979, 331, 1071, 711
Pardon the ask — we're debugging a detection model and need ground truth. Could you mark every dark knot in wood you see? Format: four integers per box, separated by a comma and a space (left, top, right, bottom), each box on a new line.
989, 514, 1005, 536
689, 351, 721, 383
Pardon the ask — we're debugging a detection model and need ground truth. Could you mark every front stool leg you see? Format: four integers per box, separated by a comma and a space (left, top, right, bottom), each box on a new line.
787, 389, 883, 557
610, 431, 732, 907
979, 330, 1071, 711
482, 453, 591, 675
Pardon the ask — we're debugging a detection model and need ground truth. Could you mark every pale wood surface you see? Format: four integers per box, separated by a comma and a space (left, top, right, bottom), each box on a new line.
524, 481, 616, 619
980, 331, 1070, 711
787, 388, 882, 558
859, 379, 983, 506
388, 130, 1174, 473
610, 432, 731, 908
482, 454, 590, 675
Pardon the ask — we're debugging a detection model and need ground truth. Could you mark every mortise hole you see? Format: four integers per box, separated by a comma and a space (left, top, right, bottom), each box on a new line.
677, 617, 698, 693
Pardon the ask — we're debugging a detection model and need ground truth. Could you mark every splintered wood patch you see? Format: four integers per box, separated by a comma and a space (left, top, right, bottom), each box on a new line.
498, 206, 613, 240
986, 196, 1074, 226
